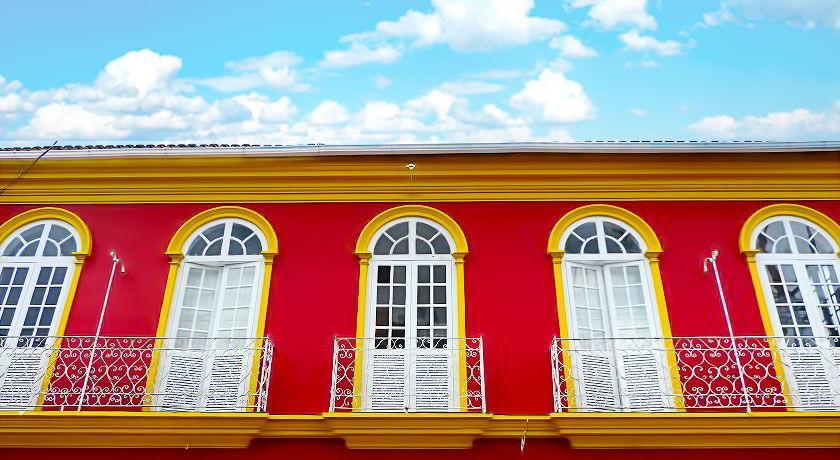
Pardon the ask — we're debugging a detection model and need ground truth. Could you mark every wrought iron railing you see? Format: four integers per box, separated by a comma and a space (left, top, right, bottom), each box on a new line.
551, 336, 840, 412
329, 337, 486, 413
0, 336, 273, 412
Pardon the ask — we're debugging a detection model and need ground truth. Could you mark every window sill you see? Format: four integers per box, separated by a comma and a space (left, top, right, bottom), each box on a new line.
1, 411, 837, 449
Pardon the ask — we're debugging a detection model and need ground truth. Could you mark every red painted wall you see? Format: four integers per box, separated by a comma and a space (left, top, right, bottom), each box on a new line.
2, 201, 839, 415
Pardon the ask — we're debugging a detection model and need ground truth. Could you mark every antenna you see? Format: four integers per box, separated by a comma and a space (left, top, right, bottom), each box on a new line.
0, 141, 58, 195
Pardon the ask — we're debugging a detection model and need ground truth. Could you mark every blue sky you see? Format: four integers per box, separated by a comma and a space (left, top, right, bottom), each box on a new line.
1, 0, 838, 144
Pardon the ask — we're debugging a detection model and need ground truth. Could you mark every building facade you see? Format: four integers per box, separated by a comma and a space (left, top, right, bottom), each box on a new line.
0, 142, 839, 458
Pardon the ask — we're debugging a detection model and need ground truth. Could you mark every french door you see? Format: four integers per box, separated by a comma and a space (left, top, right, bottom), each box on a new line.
0, 262, 72, 409
364, 260, 457, 411
758, 259, 840, 410
157, 261, 260, 411
565, 260, 672, 411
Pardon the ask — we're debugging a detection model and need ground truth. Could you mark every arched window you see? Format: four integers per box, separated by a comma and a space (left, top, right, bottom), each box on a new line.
0, 220, 79, 344
549, 205, 677, 412
0, 208, 91, 409
354, 206, 468, 412
743, 206, 840, 410
152, 207, 277, 412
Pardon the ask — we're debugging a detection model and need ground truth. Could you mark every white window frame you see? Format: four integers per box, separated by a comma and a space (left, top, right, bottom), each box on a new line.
364, 217, 459, 411
560, 217, 672, 411
0, 219, 80, 343
752, 216, 840, 342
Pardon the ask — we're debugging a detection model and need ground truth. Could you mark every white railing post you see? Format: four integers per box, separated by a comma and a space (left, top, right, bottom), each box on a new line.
328, 337, 339, 412
704, 250, 752, 412
478, 336, 487, 414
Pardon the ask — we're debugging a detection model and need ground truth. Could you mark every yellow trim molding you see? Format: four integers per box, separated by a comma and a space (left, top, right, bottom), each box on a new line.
2, 152, 838, 203
738, 203, 840, 408
547, 204, 683, 410
0, 207, 92, 408
146, 206, 278, 409
1, 411, 837, 449
353, 205, 469, 411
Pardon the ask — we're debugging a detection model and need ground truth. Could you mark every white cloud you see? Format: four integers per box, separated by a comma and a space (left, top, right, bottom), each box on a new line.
549, 35, 598, 59
701, 0, 840, 30
568, 0, 657, 30
321, 0, 564, 67
436, 80, 505, 95
14, 103, 128, 139
307, 101, 350, 125
320, 42, 402, 68
689, 102, 840, 139
197, 51, 309, 92
509, 69, 595, 123
0, 75, 24, 94
3, 49, 549, 143
631, 108, 647, 116
373, 75, 393, 89
94, 49, 183, 97
619, 30, 685, 56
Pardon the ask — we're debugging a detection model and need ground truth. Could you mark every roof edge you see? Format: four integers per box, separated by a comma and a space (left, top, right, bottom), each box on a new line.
1, 141, 838, 160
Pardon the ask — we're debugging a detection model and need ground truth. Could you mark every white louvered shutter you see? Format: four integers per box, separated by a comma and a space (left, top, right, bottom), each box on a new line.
566, 263, 620, 411
784, 347, 838, 410
157, 264, 220, 411
204, 263, 259, 411
157, 349, 205, 410
604, 262, 672, 411
367, 350, 408, 411
412, 350, 454, 411
0, 347, 49, 409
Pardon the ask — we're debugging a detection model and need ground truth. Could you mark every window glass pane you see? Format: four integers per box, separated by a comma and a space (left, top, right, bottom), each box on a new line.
433, 265, 446, 283
231, 223, 253, 241
418, 286, 430, 304
603, 222, 626, 240
244, 236, 263, 255
392, 307, 405, 327
755, 234, 773, 253
3, 238, 23, 256
417, 307, 430, 326
393, 286, 406, 305
774, 238, 792, 254
20, 241, 39, 256
373, 236, 392, 255
433, 307, 447, 326
416, 240, 433, 254
621, 235, 642, 253
228, 241, 245, 255
392, 239, 409, 254
433, 286, 446, 304
564, 234, 583, 253
418, 265, 430, 283
430, 235, 450, 254
605, 239, 622, 253
21, 225, 44, 242
812, 234, 834, 254
415, 222, 437, 240
393, 266, 406, 283
582, 239, 599, 254
763, 221, 786, 239
205, 240, 223, 256
574, 222, 596, 239
202, 223, 225, 242
385, 222, 409, 240
187, 238, 208, 256
48, 225, 70, 242
59, 238, 77, 256
376, 307, 389, 326
43, 241, 59, 256
377, 266, 390, 284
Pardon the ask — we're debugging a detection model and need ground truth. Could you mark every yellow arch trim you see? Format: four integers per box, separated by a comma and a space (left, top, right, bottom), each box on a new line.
0, 207, 92, 409
546, 204, 682, 412
165, 205, 279, 256
355, 205, 468, 255
353, 205, 469, 411
147, 206, 278, 412
739, 203, 840, 409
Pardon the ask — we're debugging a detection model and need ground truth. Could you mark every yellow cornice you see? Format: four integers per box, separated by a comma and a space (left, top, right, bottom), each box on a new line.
1, 152, 838, 203
1, 411, 837, 449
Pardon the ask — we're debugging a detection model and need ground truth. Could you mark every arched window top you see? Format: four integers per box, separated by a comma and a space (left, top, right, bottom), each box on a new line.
184, 218, 266, 257
1, 220, 79, 257
562, 217, 645, 255
752, 216, 836, 255
371, 217, 454, 256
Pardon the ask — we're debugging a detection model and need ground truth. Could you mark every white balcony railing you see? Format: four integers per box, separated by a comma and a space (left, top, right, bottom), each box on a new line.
329, 337, 486, 413
0, 336, 273, 412
551, 336, 840, 412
